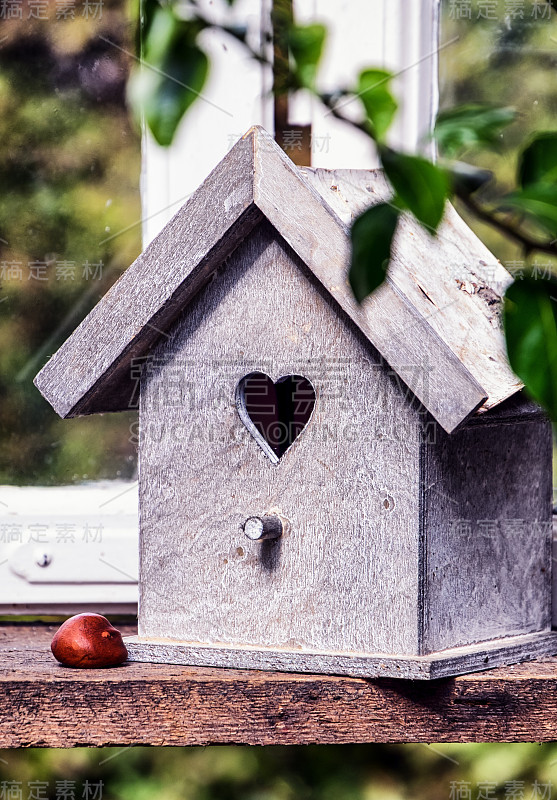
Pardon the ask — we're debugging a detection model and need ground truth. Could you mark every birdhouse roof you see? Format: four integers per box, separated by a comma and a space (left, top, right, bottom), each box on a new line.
34, 126, 521, 434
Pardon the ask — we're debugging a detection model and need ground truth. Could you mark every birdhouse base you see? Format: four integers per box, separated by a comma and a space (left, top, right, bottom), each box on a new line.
124, 630, 557, 680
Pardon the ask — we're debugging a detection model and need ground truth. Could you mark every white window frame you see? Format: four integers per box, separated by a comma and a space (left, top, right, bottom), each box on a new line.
142, 0, 441, 245
0, 482, 138, 614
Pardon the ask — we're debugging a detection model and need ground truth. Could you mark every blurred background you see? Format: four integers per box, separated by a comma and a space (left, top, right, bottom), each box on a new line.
440, 0, 557, 270
1, 0, 557, 795
1, 743, 557, 799
0, 0, 140, 485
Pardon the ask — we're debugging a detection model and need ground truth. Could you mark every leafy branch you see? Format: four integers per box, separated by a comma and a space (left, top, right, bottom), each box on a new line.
455, 189, 557, 260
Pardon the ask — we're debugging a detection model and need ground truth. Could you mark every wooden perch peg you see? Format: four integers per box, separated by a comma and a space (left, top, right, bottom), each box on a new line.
242, 515, 283, 541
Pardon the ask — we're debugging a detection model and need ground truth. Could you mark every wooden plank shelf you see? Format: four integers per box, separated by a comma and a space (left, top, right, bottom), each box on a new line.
3, 623, 557, 747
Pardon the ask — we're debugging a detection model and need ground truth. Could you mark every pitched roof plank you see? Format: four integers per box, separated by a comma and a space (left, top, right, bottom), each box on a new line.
35, 126, 503, 433
302, 167, 521, 413
254, 134, 487, 432
34, 132, 261, 418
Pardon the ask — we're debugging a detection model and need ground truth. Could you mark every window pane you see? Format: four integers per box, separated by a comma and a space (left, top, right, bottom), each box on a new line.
439, 0, 557, 270
0, 2, 141, 485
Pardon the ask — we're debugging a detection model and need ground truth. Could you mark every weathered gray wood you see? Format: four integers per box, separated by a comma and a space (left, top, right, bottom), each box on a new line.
34, 125, 507, 433
6, 623, 557, 747
421, 415, 553, 654
34, 133, 263, 417
125, 630, 557, 680
463, 390, 546, 425
252, 136, 488, 433
301, 167, 521, 414
139, 221, 424, 656
136, 220, 552, 672
31, 126, 552, 682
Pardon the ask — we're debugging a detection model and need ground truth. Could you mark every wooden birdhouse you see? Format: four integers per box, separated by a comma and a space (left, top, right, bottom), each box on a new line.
34, 126, 556, 679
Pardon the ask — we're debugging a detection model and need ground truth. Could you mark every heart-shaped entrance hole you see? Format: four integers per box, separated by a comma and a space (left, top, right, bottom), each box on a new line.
236, 372, 316, 464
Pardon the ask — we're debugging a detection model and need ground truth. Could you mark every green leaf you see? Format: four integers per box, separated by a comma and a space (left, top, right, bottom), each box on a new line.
136, 0, 161, 55
349, 203, 399, 303
128, 5, 209, 147
445, 161, 493, 194
288, 24, 326, 89
504, 276, 557, 421
519, 132, 557, 188
142, 3, 177, 63
356, 69, 398, 141
434, 105, 516, 157
500, 184, 557, 238
380, 147, 449, 233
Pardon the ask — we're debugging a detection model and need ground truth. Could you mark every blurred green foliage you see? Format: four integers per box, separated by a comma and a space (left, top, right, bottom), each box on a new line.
1, 742, 557, 799
127, 2, 209, 146
0, 2, 141, 484
439, 0, 557, 269
438, 2, 557, 423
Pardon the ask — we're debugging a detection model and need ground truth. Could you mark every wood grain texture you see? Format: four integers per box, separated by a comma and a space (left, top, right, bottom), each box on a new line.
139, 221, 424, 656
421, 416, 553, 653
34, 133, 262, 418
5, 624, 557, 747
253, 138, 487, 434
136, 221, 552, 672
34, 125, 513, 433
125, 630, 557, 681
301, 167, 521, 414
30, 128, 550, 680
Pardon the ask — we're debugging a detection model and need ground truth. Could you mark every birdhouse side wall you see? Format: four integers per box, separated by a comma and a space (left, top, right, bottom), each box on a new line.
137, 221, 425, 656
421, 414, 552, 654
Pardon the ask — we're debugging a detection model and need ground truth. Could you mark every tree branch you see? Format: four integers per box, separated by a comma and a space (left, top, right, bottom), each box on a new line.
455, 189, 557, 259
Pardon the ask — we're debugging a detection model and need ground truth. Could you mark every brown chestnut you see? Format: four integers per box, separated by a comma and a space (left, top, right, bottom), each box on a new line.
51, 613, 128, 668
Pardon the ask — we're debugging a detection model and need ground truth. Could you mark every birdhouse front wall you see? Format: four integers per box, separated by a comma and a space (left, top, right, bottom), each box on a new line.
138, 221, 426, 657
